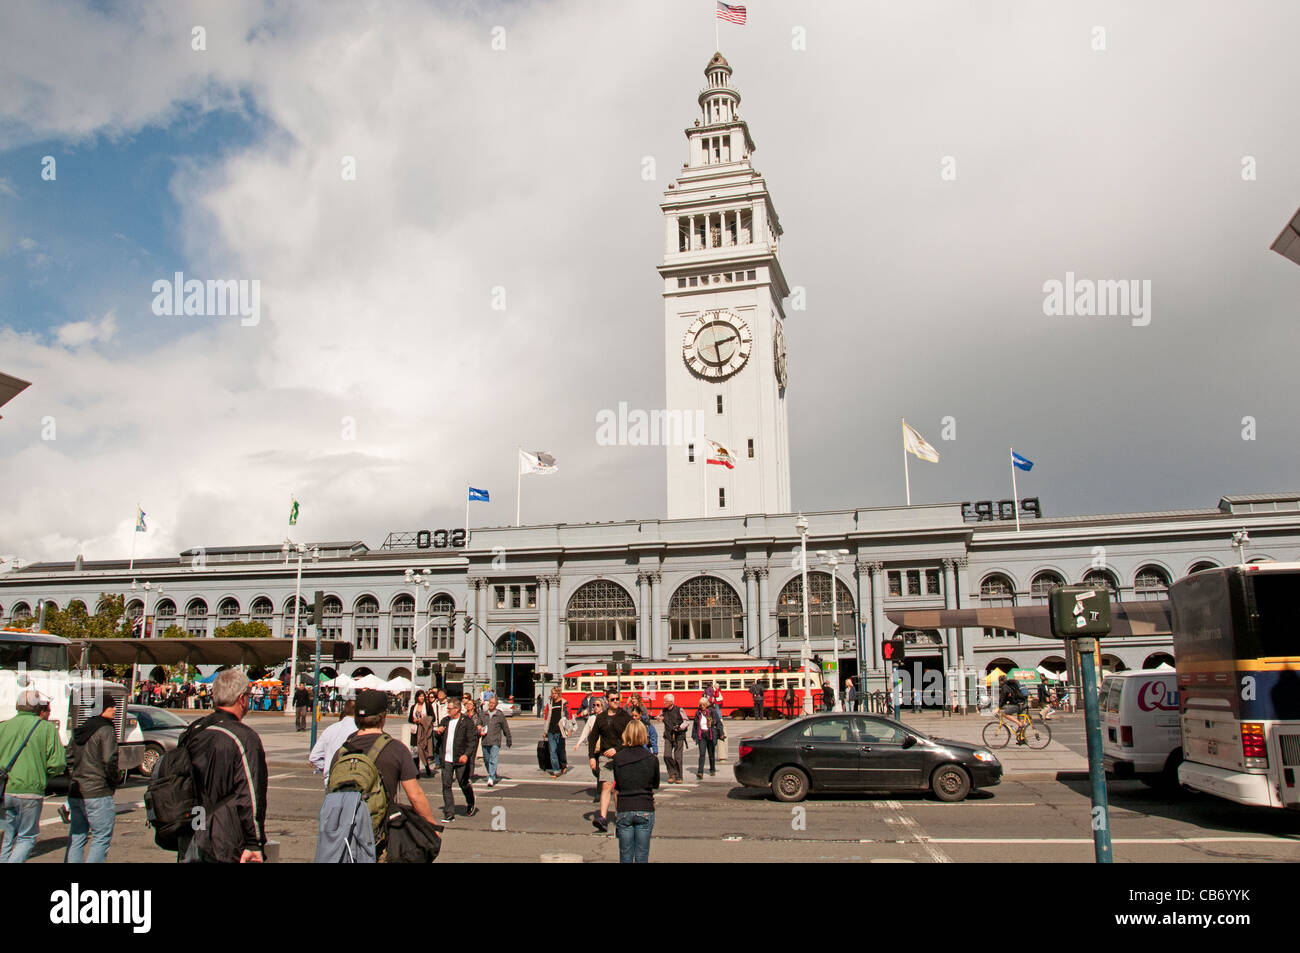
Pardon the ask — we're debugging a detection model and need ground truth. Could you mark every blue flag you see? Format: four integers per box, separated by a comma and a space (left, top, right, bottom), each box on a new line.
1011, 451, 1034, 472
468, 487, 490, 502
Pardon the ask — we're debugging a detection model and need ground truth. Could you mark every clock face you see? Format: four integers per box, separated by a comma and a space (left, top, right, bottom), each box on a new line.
773, 319, 788, 389
682, 310, 752, 380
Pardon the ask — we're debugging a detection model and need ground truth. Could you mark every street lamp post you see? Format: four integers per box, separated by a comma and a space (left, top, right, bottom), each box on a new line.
817, 548, 850, 711
283, 540, 318, 713
129, 580, 162, 703
795, 514, 812, 714
404, 568, 431, 692
1231, 529, 1250, 566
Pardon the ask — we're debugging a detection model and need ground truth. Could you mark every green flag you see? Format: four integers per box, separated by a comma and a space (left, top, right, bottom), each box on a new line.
289, 499, 299, 526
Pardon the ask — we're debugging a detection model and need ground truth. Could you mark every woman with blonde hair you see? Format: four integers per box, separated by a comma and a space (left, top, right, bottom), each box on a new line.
612, 719, 659, 863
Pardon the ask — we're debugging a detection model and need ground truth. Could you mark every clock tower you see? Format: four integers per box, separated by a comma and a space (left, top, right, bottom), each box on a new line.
659, 53, 792, 519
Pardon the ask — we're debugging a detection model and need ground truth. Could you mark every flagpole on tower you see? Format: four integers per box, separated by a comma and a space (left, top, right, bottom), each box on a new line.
516, 448, 522, 527
715, 2, 720, 52
1010, 448, 1022, 533
130, 502, 139, 571
902, 420, 912, 506
465, 485, 471, 546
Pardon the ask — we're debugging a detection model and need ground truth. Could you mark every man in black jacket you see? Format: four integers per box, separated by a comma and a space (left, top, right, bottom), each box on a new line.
660, 694, 686, 784
294, 684, 312, 731
64, 696, 122, 863
180, 668, 268, 863
587, 690, 632, 833
434, 697, 478, 822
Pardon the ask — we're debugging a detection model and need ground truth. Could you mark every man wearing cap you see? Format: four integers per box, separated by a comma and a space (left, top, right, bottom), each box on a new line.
434, 697, 478, 822
335, 690, 436, 827
0, 690, 66, 863
65, 694, 124, 862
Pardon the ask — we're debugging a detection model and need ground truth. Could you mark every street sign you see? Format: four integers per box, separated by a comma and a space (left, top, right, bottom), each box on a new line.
1049, 586, 1112, 637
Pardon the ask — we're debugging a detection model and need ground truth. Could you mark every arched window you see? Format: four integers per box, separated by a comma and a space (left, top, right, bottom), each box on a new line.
155, 599, 177, 628
125, 600, 143, 623
1030, 571, 1064, 605
428, 594, 455, 651
776, 572, 855, 639
496, 631, 534, 653
42, 600, 59, 613
1187, 561, 1217, 576
278, 596, 304, 638
980, 574, 1017, 606
1081, 569, 1118, 594
185, 599, 209, 637
391, 596, 414, 652
68, 599, 88, 616
1100, 654, 1126, 674
567, 581, 637, 642
354, 596, 379, 651
1134, 565, 1170, 601
668, 576, 743, 642
321, 596, 343, 643
252, 597, 275, 627
11, 601, 31, 621
1143, 652, 1174, 669
217, 598, 241, 625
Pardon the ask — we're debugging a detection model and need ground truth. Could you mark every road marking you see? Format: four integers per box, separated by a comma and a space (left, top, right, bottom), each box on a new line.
929, 836, 1300, 845
267, 772, 296, 780
870, 798, 952, 863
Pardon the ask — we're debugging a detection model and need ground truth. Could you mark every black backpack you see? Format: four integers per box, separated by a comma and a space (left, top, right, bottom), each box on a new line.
384, 805, 442, 863
144, 720, 206, 851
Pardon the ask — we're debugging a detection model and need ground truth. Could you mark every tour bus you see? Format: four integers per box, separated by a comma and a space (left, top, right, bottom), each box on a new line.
0, 628, 145, 774
561, 654, 826, 718
1172, 563, 1300, 810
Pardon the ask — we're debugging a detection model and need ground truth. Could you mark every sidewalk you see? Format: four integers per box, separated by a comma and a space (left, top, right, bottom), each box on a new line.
889, 710, 1088, 779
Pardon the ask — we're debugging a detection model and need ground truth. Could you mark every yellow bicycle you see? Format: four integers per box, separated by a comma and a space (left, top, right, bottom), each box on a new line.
982, 708, 1051, 749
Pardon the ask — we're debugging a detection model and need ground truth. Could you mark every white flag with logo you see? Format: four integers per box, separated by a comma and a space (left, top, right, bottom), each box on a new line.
902, 421, 940, 463
519, 449, 558, 475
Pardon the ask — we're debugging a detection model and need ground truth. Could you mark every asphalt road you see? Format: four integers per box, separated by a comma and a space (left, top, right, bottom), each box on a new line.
24, 712, 1300, 863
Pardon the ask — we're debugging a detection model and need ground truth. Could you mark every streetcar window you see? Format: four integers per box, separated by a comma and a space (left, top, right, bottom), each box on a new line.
728, 679, 742, 689
673, 680, 685, 691
687, 679, 701, 691
564, 677, 577, 690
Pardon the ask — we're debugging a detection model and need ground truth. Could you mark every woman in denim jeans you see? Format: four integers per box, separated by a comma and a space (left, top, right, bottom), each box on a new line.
612, 719, 659, 863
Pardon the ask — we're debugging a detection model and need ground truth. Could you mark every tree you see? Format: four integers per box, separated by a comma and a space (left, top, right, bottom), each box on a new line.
42, 594, 134, 641
160, 625, 187, 638
213, 620, 272, 640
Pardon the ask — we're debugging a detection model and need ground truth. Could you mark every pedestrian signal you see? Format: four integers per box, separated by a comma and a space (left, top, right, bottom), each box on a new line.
882, 638, 906, 662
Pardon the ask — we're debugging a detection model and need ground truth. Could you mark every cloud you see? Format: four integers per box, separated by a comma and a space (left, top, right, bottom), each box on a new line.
54, 311, 117, 347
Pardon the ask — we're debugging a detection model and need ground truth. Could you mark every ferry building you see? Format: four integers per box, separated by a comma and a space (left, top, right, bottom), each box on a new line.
4, 56, 1298, 703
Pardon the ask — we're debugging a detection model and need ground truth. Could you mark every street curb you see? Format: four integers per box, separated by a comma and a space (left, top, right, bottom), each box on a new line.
1003, 771, 1090, 781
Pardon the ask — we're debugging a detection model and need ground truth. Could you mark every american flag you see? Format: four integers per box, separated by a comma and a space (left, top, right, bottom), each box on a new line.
716, 1, 747, 25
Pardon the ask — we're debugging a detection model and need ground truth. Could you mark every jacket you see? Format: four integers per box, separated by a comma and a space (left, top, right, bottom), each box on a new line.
436, 715, 478, 763
612, 745, 660, 812
661, 705, 685, 739
481, 709, 512, 748
68, 715, 121, 799
642, 719, 659, 755
690, 708, 721, 743
186, 709, 268, 862
544, 699, 570, 734
587, 708, 633, 758
314, 790, 376, 863
0, 711, 65, 796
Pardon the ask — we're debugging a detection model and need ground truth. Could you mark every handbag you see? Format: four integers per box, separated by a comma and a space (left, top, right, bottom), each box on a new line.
0, 719, 43, 800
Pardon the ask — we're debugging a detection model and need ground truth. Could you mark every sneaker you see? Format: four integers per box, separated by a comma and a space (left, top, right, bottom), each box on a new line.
466, 806, 479, 818
58, 804, 70, 824
441, 814, 456, 823
486, 779, 494, 787
549, 772, 559, 778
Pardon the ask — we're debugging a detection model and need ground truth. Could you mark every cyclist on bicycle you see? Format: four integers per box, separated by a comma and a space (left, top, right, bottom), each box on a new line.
998, 676, 1030, 744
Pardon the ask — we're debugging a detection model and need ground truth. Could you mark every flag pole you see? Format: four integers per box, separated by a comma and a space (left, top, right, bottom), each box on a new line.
516, 448, 522, 527
715, 2, 720, 52
902, 420, 911, 506
129, 502, 138, 571
465, 485, 471, 547
1010, 448, 1021, 533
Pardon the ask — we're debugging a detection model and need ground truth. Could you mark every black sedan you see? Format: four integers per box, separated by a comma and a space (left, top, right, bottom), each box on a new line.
733, 713, 1002, 802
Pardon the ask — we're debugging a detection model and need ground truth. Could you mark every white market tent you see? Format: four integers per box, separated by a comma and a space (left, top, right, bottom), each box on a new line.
382, 676, 413, 692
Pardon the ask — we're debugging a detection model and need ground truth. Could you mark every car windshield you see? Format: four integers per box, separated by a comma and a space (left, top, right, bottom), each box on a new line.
132, 707, 188, 730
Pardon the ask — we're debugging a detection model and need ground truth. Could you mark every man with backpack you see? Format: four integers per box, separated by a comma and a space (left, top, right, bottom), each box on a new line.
173, 668, 268, 863
0, 689, 66, 863
324, 690, 437, 861
65, 694, 123, 862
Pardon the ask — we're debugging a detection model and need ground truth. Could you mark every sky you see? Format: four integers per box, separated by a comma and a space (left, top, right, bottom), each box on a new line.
1, 0, 1298, 564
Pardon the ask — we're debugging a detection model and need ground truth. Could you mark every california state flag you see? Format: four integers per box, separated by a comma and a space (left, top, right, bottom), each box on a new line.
902, 420, 940, 463
706, 439, 735, 469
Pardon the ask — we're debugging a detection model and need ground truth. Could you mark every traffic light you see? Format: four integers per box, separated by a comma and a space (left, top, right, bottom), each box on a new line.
882, 638, 906, 662
310, 590, 325, 627
812, 654, 824, 671
463, 614, 473, 634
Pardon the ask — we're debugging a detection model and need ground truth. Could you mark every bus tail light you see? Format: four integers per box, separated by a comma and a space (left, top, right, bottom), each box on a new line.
738, 744, 753, 760
1120, 726, 1134, 747
1242, 723, 1268, 767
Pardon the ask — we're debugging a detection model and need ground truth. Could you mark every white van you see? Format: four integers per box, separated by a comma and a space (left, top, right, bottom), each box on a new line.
1100, 669, 1182, 789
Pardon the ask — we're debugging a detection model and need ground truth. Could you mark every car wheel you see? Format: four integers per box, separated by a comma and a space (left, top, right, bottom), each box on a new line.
140, 743, 163, 777
931, 764, 971, 802
771, 766, 810, 803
